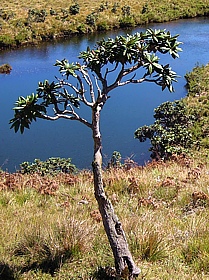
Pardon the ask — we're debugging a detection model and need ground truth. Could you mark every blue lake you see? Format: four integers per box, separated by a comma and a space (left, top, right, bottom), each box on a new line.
0, 17, 209, 172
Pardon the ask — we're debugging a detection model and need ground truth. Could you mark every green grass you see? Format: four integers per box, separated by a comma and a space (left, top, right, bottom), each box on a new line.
0, 0, 209, 48
2, 152, 209, 279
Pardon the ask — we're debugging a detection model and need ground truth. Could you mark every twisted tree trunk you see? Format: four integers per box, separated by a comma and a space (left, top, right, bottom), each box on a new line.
92, 104, 141, 278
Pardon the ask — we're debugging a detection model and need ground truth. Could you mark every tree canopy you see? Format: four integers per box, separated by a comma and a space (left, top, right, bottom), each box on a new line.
10, 28, 182, 134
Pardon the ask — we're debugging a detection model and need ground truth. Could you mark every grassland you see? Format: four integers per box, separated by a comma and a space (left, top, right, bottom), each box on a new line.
1, 64, 209, 279
0, 0, 209, 48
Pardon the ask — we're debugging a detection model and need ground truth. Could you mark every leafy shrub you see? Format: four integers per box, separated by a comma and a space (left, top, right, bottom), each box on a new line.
135, 100, 195, 160
0, 35, 15, 47
185, 64, 209, 149
69, 3, 80, 15
77, 24, 87, 34
121, 5, 131, 16
107, 151, 122, 168
28, 9, 47, 23
86, 13, 98, 26
98, 4, 106, 12
20, 157, 76, 175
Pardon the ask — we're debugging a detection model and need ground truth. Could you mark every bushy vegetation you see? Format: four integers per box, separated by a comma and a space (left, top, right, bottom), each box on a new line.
20, 157, 76, 175
0, 0, 209, 48
135, 100, 195, 160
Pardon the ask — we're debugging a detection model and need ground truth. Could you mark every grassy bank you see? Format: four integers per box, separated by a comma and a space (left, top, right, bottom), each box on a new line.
0, 64, 209, 279
0, 0, 209, 49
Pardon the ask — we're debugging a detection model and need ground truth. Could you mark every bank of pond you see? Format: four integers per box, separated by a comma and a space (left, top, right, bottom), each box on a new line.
0, 0, 209, 49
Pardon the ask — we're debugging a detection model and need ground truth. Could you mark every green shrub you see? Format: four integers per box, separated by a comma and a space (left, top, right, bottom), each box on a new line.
49, 8, 57, 16
135, 100, 195, 160
185, 64, 209, 97
86, 13, 98, 26
121, 5, 131, 16
142, 3, 149, 14
107, 151, 122, 168
20, 157, 76, 175
28, 9, 47, 23
77, 24, 87, 34
69, 3, 80, 15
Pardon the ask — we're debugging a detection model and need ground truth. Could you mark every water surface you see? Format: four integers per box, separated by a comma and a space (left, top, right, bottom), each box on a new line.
0, 17, 209, 171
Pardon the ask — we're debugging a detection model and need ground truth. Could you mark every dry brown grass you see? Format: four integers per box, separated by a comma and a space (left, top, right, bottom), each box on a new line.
1, 153, 209, 278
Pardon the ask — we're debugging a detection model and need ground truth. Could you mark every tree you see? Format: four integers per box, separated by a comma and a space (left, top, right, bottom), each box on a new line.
10, 28, 182, 278
134, 100, 195, 160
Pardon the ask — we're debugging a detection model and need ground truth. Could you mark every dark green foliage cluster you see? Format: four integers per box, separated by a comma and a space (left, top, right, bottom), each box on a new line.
20, 157, 76, 175
10, 79, 80, 133
27, 5, 80, 23
9, 93, 46, 134
107, 151, 122, 168
135, 100, 195, 160
119, 5, 135, 28
28, 9, 47, 23
85, 2, 133, 30
121, 5, 131, 16
80, 29, 181, 90
142, 3, 149, 14
86, 13, 98, 26
98, 2, 109, 12
69, 3, 80, 15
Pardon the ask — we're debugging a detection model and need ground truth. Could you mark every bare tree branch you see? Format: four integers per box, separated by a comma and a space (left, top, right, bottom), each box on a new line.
93, 74, 102, 100
79, 68, 95, 104
41, 111, 92, 128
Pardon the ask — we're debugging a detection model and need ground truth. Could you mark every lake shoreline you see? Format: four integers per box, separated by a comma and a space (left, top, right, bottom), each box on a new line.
0, 0, 209, 51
